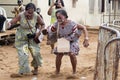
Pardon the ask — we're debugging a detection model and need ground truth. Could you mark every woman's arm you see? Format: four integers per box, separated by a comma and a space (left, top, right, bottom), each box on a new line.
47, 3, 55, 15
77, 24, 89, 40
10, 15, 20, 25
35, 15, 45, 37
77, 24, 89, 47
37, 15, 45, 30
7, 15, 20, 29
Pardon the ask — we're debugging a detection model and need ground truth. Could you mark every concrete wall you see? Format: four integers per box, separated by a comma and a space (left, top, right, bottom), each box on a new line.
0, 0, 37, 18
37, 0, 102, 27
1, 0, 114, 27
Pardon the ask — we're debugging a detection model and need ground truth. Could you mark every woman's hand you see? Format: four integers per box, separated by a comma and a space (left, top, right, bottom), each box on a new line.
35, 31, 40, 38
42, 29, 48, 35
7, 22, 12, 30
83, 39, 89, 47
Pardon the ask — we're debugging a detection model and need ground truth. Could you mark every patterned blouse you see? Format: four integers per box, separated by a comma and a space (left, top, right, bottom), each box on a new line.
52, 20, 82, 55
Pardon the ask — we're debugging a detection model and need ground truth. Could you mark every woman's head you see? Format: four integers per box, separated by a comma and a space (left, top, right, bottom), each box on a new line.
36, 8, 41, 14
56, 9, 68, 23
25, 3, 36, 19
17, 0, 23, 6
25, 3, 36, 11
55, 0, 65, 9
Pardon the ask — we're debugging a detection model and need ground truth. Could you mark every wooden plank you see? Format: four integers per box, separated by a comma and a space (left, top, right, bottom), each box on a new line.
0, 29, 16, 36
86, 26, 99, 34
0, 29, 16, 40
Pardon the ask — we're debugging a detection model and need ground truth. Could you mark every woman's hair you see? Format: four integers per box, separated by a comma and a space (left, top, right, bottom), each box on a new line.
17, 0, 23, 3
25, 3, 36, 11
36, 8, 41, 14
56, 9, 68, 18
55, 0, 64, 6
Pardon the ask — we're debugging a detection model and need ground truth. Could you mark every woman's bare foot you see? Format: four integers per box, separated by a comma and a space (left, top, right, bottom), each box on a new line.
73, 72, 76, 74
55, 70, 60, 75
32, 67, 38, 75
31, 70, 38, 75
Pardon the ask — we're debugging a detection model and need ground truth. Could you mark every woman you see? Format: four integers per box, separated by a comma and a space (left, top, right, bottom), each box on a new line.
50, 9, 89, 74
8, 3, 45, 77
47, 0, 64, 24
47, 0, 65, 54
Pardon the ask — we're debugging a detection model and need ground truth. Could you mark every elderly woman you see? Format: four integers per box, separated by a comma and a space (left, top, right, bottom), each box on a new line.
49, 9, 89, 74
8, 3, 45, 77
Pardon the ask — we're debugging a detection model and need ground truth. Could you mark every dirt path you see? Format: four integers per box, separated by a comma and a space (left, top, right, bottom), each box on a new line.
0, 33, 98, 80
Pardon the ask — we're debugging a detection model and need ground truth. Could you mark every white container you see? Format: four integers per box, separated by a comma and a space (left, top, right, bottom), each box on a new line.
80, 77, 87, 80
57, 38, 70, 53
32, 77, 37, 80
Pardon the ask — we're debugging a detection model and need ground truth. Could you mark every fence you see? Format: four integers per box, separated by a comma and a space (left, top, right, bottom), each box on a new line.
94, 24, 120, 80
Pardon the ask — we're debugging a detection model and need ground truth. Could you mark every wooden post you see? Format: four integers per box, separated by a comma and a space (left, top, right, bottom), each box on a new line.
94, 25, 120, 80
